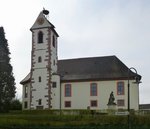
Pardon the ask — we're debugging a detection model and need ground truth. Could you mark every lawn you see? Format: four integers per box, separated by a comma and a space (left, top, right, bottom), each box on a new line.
0, 110, 150, 129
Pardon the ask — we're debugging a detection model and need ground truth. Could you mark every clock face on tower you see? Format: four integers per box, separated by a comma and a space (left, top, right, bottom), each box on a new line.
37, 18, 44, 25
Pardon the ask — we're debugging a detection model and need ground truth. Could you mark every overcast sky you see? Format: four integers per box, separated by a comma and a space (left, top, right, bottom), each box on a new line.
0, 0, 149, 104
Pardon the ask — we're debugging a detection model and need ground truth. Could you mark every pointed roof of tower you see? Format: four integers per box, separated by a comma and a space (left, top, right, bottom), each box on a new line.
30, 10, 59, 37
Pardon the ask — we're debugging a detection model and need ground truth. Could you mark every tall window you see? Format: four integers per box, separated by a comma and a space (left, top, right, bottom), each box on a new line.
38, 99, 42, 105
24, 85, 28, 98
52, 82, 56, 88
90, 83, 97, 96
117, 82, 124, 95
53, 60, 55, 66
24, 101, 28, 109
65, 84, 71, 97
38, 56, 42, 63
39, 76, 41, 82
52, 35, 55, 47
38, 31, 43, 43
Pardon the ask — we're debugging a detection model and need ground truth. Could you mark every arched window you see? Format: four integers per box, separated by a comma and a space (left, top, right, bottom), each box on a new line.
52, 35, 55, 47
38, 56, 42, 63
38, 31, 43, 43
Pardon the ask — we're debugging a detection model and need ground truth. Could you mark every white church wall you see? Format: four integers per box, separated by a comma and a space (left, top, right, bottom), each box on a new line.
129, 81, 139, 110
22, 82, 31, 110
61, 80, 139, 110
33, 50, 48, 68
31, 69, 49, 109
51, 75, 60, 109
33, 28, 49, 50
50, 31, 58, 74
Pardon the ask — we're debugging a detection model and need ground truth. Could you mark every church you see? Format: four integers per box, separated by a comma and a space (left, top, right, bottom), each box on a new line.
20, 9, 142, 110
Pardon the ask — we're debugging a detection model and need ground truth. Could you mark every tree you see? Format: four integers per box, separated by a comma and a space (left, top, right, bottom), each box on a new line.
0, 27, 16, 112
10, 99, 22, 110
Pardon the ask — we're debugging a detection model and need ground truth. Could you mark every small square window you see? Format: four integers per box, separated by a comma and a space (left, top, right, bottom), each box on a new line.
117, 99, 125, 106
91, 100, 97, 107
65, 101, 71, 107
52, 82, 56, 88
38, 56, 42, 63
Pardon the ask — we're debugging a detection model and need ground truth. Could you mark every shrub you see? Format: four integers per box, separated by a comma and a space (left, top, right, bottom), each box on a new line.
10, 99, 22, 110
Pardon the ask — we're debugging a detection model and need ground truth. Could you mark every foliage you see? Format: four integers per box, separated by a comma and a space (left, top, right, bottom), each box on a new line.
0, 27, 16, 112
10, 99, 22, 110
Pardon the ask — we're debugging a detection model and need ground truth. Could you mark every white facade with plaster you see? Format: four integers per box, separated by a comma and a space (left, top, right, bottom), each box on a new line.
29, 10, 59, 109
61, 80, 139, 110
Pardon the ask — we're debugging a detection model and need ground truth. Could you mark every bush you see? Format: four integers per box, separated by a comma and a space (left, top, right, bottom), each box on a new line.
10, 99, 22, 110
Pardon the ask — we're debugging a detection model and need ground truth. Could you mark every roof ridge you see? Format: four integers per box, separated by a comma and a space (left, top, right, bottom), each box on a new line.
58, 55, 117, 61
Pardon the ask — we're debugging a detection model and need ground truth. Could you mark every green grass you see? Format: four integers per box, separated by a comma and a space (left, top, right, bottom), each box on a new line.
0, 110, 150, 129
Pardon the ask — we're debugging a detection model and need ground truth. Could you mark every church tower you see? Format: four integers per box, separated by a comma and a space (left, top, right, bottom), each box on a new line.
30, 9, 60, 109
